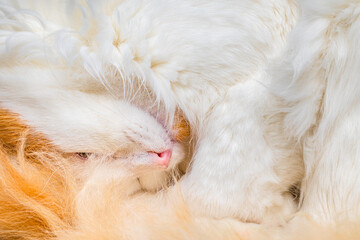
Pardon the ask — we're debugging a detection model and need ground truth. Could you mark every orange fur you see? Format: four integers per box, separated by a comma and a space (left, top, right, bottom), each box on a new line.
0, 108, 56, 157
0, 146, 76, 240
0, 135, 360, 239
0, 108, 75, 239
1, 108, 360, 240
172, 111, 191, 142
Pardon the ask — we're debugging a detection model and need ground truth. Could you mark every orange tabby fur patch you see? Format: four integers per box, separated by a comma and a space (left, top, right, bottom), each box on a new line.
0, 146, 76, 240
0, 108, 56, 157
0, 108, 75, 239
0, 131, 359, 239
1, 108, 360, 240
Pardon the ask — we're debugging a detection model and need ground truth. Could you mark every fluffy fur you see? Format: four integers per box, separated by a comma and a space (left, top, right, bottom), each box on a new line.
1, 0, 360, 238
0, 136, 360, 240
0, 129, 76, 239
0, 105, 189, 194
0, 0, 301, 223
272, 0, 360, 222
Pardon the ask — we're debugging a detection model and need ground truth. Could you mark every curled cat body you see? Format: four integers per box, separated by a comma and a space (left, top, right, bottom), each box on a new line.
0, 0, 301, 224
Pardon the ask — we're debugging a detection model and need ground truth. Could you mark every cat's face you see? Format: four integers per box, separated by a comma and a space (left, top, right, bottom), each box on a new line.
59, 99, 188, 192
0, 99, 188, 191
64, 99, 188, 175
1, 67, 186, 163
0, 66, 189, 191
65, 99, 180, 169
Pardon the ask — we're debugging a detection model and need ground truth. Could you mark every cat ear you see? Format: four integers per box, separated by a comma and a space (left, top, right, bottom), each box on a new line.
172, 112, 191, 142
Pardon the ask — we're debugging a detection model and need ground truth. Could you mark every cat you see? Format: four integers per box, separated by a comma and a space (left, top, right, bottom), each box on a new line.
0, 0, 301, 224
271, 0, 360, 223
1, 0, 360, 231
0, 106, 189, 193
2, 133, 358, 240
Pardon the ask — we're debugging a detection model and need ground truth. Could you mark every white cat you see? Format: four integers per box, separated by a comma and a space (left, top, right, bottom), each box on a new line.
0, 0, 301, 224
0, 92, 187, 192
272, 0, 360, 223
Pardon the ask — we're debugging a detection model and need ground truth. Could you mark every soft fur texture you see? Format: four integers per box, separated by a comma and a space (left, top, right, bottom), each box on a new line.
0, 135, 360, 240
0, 104, 189, 194
0, 0, 301, 224
1, 0, 360, 239
272, 0, 360, 223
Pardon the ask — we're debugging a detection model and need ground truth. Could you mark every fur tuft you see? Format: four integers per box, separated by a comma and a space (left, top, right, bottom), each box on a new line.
0, 145, 76, 240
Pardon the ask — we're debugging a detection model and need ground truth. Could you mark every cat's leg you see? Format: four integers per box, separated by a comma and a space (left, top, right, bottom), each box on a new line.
181, 81, 302, 224
300, 91, 360, 223
275, 0, 360, 223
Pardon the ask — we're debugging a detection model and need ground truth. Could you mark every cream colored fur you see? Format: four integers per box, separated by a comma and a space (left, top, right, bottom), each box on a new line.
0, 143, 359, 240
1, 0, 360, 236
0, 0, 301, 224
272, 0, 360, 222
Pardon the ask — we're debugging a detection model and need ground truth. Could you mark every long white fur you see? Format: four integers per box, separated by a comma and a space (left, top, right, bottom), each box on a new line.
3, 0, 360, 227
272, 0, 360, 222
0, 0, 301, 224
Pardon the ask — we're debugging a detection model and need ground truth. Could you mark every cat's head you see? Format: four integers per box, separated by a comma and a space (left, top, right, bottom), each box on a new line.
0, 67, 189, 191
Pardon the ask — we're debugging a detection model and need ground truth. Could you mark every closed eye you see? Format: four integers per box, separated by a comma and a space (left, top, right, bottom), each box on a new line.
75, 152, 92, 160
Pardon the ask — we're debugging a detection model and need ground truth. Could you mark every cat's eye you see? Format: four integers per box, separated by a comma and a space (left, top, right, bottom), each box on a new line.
75, 152, 92, 160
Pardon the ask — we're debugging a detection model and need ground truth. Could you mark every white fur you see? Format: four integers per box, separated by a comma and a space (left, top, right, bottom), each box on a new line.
0, 0, 301, 223
0, 66, 185, 191
272, 0, 360, 222
181, 78, 302, 223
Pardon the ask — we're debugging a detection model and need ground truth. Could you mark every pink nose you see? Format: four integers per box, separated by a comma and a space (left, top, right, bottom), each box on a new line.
154, 150, 172, 168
